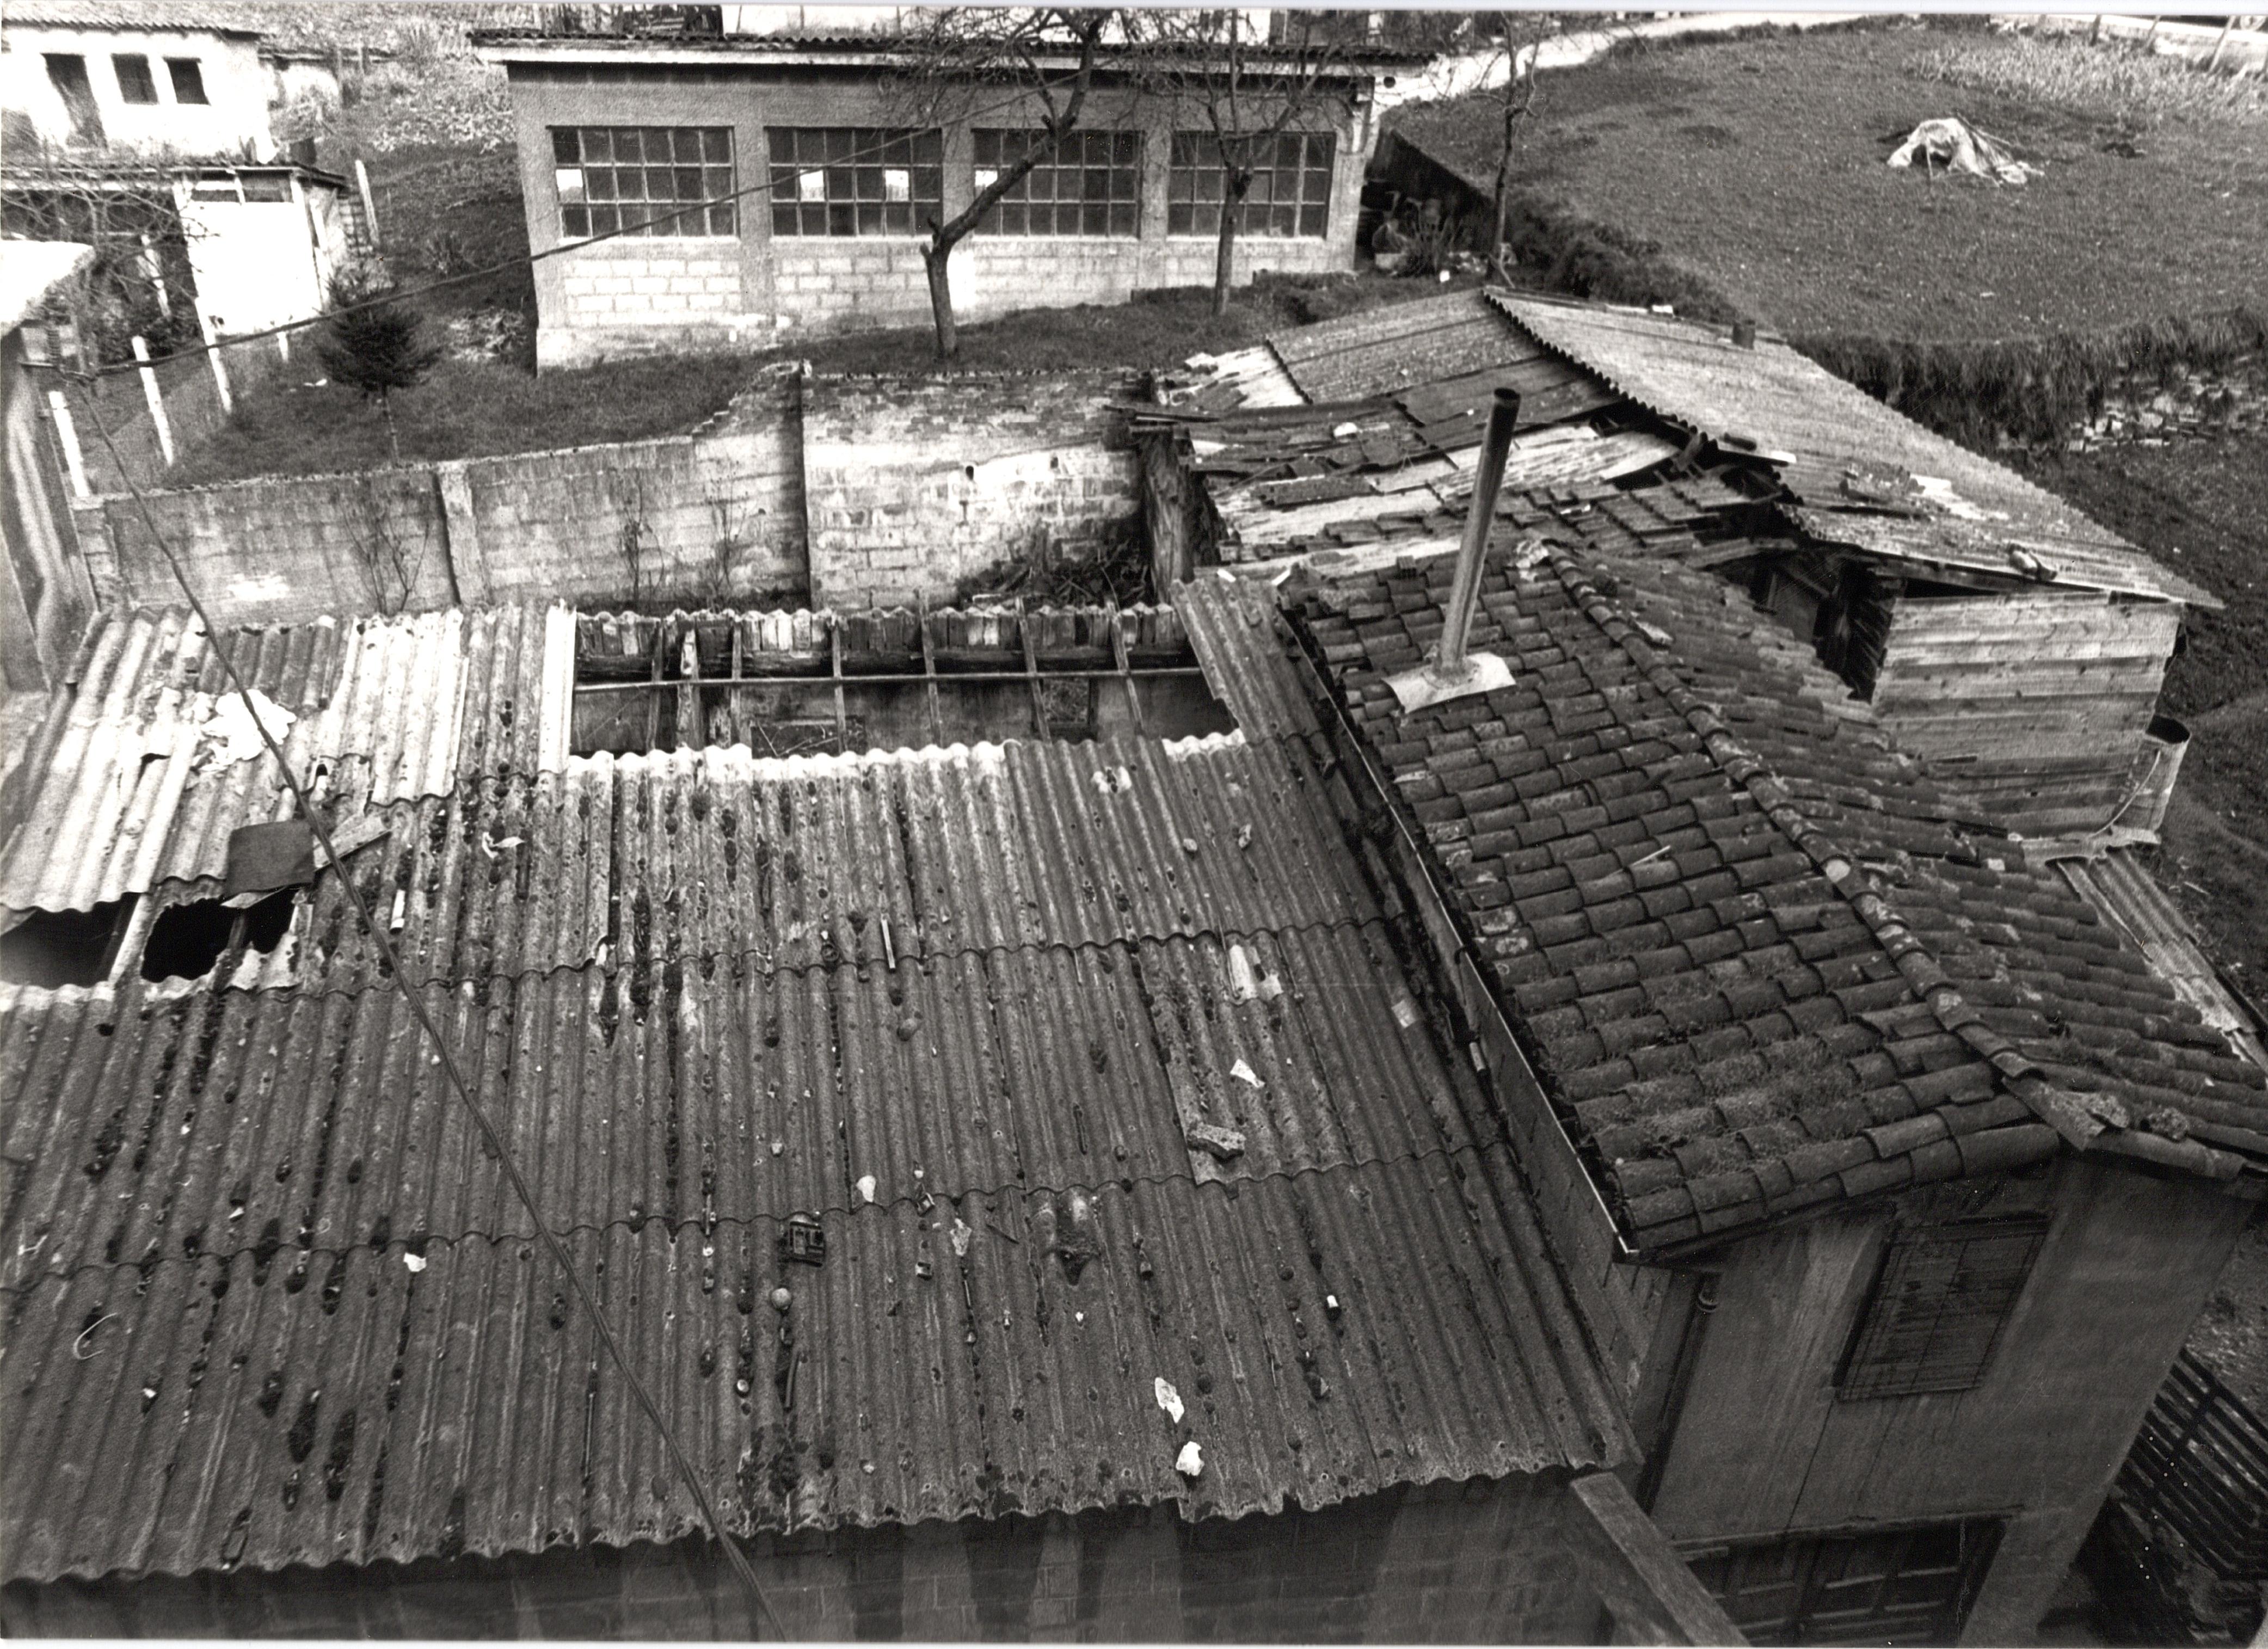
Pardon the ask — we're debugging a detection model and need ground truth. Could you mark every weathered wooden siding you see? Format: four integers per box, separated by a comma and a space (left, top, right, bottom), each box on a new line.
1644, 1158, 2253, 1644
1869, 592, 2181, 837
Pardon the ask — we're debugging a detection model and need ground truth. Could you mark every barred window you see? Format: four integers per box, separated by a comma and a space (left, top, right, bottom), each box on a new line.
1167, 131, 1333, 238
551, 126, 736, 239
767, 128, 941, 237
1836, 1216, 2049, 1401
973, 130, 1139, 236
112, 54, 158, 104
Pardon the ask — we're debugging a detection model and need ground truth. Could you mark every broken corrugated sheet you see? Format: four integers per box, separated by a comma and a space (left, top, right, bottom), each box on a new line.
1267, 289, 1544, 404
0, 606, 556, 915
1293, 540, 2268, 1250
2061, 848, 2268, 1074
114, 736, 1376, 994
1170, 577, 1320, 741
1491, 292, 2218, 609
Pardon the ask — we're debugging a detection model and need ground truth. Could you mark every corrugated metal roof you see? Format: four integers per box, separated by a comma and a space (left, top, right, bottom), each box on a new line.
0, 607, 554, 916
1171, 578, 1320, 741
1490, 293, 2218, 609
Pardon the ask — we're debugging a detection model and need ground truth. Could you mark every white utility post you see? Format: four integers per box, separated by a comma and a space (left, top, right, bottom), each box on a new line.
195, 305, 233, 416
46, 391, 90, 499
131, 337, 176, 466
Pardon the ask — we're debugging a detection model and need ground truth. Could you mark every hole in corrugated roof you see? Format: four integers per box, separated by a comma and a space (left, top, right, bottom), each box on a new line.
0, 897, 137, 989
138, 888, 299, 984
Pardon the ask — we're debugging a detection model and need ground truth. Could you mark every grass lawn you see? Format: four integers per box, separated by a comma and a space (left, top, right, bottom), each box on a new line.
1389, 22, 2268, 341
165, 274, 1464, 484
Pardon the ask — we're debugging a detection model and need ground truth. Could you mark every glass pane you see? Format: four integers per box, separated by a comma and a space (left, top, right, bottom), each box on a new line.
553, 128, 580, 162
614, 130, 643, 163
800, 168, 826, 202
555, 167, 586, 204
884, 167, 909, 202
674, 166, 701, 199
704, 128, 730, 162
563, 205, 589, 237
709, 202, 735, 236
582, 129, 612, 162
590, 205, 619, 235
586, 166, 616, 200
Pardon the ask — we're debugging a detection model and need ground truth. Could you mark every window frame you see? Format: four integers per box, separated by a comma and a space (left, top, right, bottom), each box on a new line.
766, 126, 942, 239
42, 53, 106, 145
1685, 1518, 2004, 1646
164, 57, 208, 105
1835, 1214, 2051, 1402
112, 53, 159, 104
971, 128, 1141, 238
1165, 129, 1335, 240
550, 125, 738, 241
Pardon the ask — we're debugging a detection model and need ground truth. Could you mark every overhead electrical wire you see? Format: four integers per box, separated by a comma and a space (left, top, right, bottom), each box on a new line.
62, 374, 789, 1640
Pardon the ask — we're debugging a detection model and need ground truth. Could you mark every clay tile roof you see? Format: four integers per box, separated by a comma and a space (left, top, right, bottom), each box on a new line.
1289, 536, 2268, 1254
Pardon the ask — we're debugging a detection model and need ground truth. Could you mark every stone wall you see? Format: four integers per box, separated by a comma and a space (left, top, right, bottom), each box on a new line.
73, 368, 808, 626
3, 1477, 1607, 1641
802, 371, 1140, 609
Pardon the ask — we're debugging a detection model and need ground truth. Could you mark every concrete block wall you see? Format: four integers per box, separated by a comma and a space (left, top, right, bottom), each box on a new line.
77, 465, 453, 628
72, 369, 807, 626
502, 64, 1382, 367
803, 372, 1139, 609
3, 1476, 1609, 1641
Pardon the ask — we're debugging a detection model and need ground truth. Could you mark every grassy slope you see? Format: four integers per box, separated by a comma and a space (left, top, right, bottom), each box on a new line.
1390, 24, 2268, 340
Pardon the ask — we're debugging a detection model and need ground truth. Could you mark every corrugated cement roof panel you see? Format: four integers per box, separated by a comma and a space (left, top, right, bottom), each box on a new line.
1267, 290, 1545, 404
0, 606, 556, 915
0, 907, 1627, 1579
1490, 292, 2217, 608
1170, 577, 1321, 741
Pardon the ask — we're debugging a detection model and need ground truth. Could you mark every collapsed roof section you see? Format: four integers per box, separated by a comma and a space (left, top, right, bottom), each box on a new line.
1289, 538, 2266, 1256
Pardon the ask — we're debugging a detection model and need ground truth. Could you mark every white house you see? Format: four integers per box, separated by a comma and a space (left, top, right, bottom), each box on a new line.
0, 0, 274, 162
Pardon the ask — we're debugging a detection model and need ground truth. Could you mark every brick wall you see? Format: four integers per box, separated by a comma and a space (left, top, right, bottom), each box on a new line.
547, 242, 776, 367
72, 368, 807, 626
3, 1476, 1610, 1641
803, 372, 1139, 609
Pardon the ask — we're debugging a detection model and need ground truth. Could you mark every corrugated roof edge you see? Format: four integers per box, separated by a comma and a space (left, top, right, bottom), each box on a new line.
1484, 289, 2217, 610
469, 28, 1428, 67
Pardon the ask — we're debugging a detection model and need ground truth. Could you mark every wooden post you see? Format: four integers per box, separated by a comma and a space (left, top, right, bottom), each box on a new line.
131, 336, 175, 466
1560, 1472, 1748, 1645
195, 306, 233, 415
276, 328, 292, 364
354, 158, 382, 248
1138, 429, 1193, 589
46, 391, 91, 499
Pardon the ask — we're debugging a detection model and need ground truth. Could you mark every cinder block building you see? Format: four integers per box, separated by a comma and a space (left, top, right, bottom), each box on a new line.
472, 20, 1414, 368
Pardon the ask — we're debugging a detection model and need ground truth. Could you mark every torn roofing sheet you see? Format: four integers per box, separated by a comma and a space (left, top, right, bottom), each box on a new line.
0, 606, 553, 915
1293, 541, 2267, 1252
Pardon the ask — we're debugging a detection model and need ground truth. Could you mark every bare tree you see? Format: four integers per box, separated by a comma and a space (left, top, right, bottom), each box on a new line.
1129, 10, 1353, 318
1477, 14, 1552, 283
890, 8, 1119, 360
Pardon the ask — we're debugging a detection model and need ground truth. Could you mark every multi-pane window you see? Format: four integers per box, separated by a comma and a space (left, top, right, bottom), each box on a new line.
1167, 131, 1333, 238
551, 127, 736, 239
1836, 1216, 2050, 1401
165, 58, 208, 104
112, 54, 158, 104
767, 128, 941, 237
972, 130, 1139, 236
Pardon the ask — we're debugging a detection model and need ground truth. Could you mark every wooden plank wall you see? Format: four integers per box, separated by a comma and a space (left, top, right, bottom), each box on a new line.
1870, 591, 2181, 837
